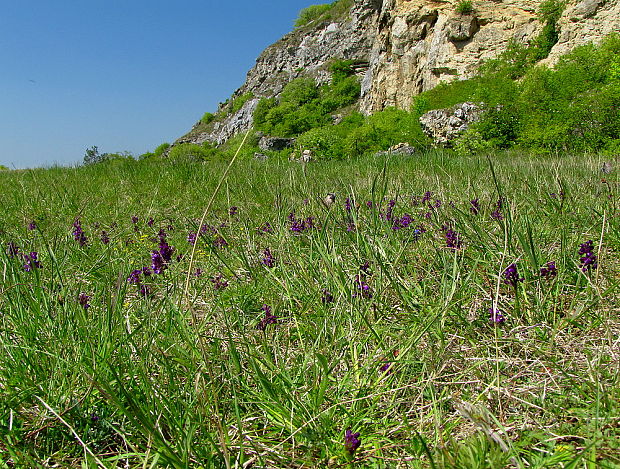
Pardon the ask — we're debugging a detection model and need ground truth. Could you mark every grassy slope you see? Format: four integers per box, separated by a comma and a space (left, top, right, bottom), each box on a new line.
0, 151, 619, 468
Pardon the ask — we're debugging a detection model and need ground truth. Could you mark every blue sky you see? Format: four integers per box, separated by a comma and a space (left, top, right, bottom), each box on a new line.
0, 0, 314, 168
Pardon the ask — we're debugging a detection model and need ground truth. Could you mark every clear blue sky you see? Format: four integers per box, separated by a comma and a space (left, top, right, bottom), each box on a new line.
1, 0, 314, 169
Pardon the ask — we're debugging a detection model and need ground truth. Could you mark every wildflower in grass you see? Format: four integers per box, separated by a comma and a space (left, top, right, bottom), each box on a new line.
158, 239, 174, 262
151, 250, 165, 274
366, 200, 373, 209
489, 308, 505, 324
7, 242, 20, 257
503, 263, 523, 287
194, 268, 202, 277
491, 209, 503, 220
289, 212, 315, 233
345, 197, 352, 212
303, 198, 310, 205
128, 269, 142, 284
540, 261, 557, 278
392, 213, 413, 230
444, 229, 462, 249
381, 199, 396, 222
354, 274, 372, 299
360, 261, 371, 275
424, 211, 432, 219
229, 206, 238, 216
131, 215, 138, 224
433, 199, 442, 209
78, 293, 91, 310
379, 361, 392, 374
258, 222, 273, 234
344, 429, 361, 454
213, 236, 228, 248
346, 222, 356, 232
28, 221, 37, 231
470, 198, 480, 215
579, 240, 598, 272
200, 224, 212, 235
147, 217, 154, 227
100, 231, 110, 244
290, 218, 304, 233
321, 289, 334, 304
422, 191, 432, 203
187, 231, 197, 245
211, 274, 229, 290
23, 252, 42, 271
139, 284, 151, 297
73, 218, 87, 247
257, 304, 277, 331
262, 248, 276, 268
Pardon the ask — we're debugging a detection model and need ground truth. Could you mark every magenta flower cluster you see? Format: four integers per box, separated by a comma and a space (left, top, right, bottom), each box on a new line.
344, 429, 361, 454
257, 304, 277, 331
579, 240, 597, 272
23, 251, 42, 271
73, 218, 87, 247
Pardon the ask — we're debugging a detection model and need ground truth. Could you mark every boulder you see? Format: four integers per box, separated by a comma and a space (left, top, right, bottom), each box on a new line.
254, 152, 268, 160
419, 102, 483, 146
375, 142, 417, 157
258, 136, 296, 151
300, 149, 313, 162
447, 15, 479, 42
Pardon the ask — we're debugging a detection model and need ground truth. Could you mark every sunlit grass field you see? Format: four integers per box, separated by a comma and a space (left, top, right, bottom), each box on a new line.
1, 150, 618, 468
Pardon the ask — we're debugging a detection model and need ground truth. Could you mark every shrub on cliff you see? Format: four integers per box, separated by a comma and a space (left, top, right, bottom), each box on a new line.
295, 4, 332, 28
294, 0, 354, 29
253, 74, 360, 138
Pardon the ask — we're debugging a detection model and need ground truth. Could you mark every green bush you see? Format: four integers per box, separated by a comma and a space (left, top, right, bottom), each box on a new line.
253, 75, 360, 137
229, 92, 255, 114
455, 0, 474, 14
296, 126, 346, 160
153, 143, 171, 157
279, 78, 319, 106
343, 107, 429, 157
295, 4, 332, 28
320, 76, 361, 111
201, 112, 215, 125
330, 59, 355, 83
294, 0, 354, 29
168, 143, 218, 161
530, 0, 565, 60
453, 128, 494, 156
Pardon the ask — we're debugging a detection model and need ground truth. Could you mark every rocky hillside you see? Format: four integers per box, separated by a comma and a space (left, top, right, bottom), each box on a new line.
177, 0, 620, 146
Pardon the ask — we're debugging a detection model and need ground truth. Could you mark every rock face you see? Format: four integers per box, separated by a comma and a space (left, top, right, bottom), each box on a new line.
419, 102, 483, 146
258, 136, 296, 151
359, 0, 620, 113
177, 0, 620, 145
177, 0, 382, 146
374, 142, 417, 156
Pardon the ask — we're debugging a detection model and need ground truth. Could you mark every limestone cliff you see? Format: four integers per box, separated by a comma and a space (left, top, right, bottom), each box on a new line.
177, 0, 620, 145
360, 0, 620, 112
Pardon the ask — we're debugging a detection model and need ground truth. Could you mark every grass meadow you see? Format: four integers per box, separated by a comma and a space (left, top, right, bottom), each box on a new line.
0, 150, 618, 468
